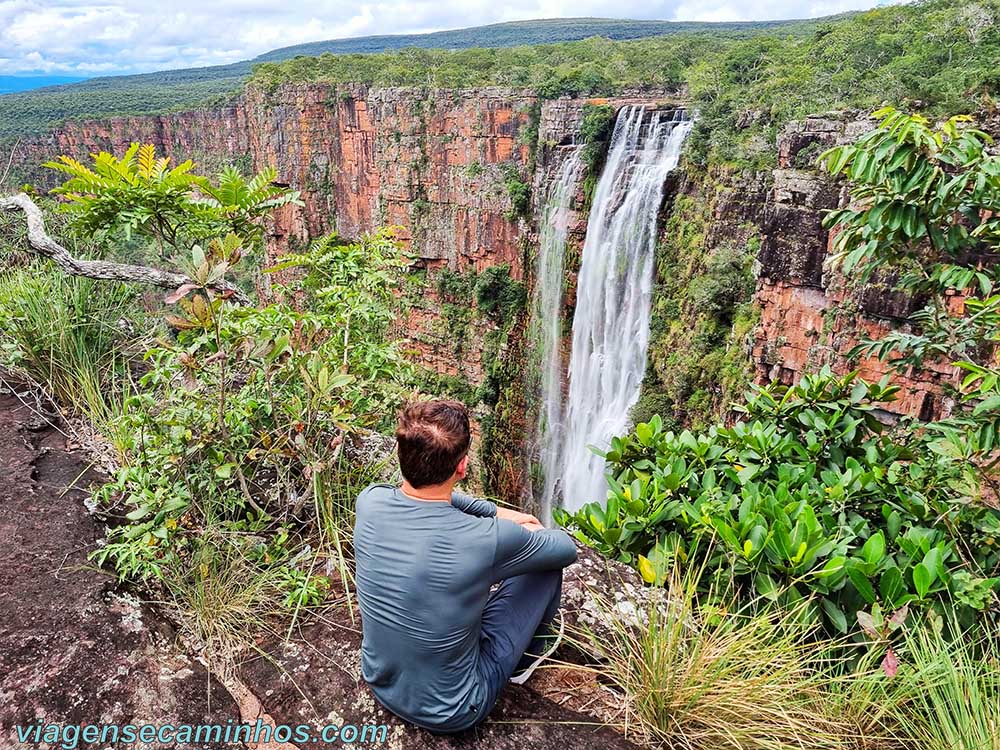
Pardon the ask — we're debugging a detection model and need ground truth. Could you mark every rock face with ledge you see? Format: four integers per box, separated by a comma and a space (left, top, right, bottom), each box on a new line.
754, 111, 961, 420
10, 93, 976, 437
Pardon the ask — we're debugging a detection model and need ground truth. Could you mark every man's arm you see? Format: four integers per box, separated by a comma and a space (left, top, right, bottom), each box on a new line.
492, 520, 577, 580
451, 493, 542, 527
450, 491, 497, 518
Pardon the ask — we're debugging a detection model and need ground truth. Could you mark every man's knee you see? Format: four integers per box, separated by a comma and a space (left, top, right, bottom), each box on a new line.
531, 569, 562, 619
533, 568, 562, 597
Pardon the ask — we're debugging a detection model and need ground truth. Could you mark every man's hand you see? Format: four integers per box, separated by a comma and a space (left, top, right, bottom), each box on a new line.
496, 507, 542, 528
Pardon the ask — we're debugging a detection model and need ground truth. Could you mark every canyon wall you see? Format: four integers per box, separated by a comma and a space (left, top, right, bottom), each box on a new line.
14, 84, 542, 392
8, 90, 968, 493
754, 113, 959, 420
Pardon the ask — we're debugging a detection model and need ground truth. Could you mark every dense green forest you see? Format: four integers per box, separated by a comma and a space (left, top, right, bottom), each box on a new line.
254, 16, 827, 61
252, 0, 1000, 167
0, 15, 825, 141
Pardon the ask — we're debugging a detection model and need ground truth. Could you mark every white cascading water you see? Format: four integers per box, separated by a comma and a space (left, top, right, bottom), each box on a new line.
556, 106, 692, 514
531, 148, 584, 524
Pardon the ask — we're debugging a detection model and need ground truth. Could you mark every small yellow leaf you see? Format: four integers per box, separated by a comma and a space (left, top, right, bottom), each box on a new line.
637, 555, 656, 584
743, 539, 754, 557
792, 541, 808, 564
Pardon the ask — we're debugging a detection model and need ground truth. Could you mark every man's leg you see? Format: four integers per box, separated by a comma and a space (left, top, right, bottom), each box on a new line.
476, 569, 562, 717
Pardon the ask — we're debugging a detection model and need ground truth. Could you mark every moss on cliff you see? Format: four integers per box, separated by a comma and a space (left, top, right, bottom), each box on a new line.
467, 264, 530, 494
474, 265, 528, 323
402, 263, 528, 493
499, 164, 532, 221
579, 103, 616, 206
635, 171, 760, 430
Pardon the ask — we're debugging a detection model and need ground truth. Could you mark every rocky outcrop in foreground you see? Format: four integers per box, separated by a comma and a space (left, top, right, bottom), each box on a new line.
0, 384, 643, 749
0, 383, 240, 743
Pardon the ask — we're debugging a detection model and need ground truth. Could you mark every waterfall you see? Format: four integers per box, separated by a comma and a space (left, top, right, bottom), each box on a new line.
556, 106, 692, 514
532, 148, 584, 524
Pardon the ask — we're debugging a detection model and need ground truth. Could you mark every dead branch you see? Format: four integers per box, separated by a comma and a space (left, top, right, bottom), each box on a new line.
0, 192, 252, 305
0, 140, 19, 188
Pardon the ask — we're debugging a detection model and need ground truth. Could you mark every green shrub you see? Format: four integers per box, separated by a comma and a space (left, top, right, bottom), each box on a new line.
92, 231, 409, 582
558, 368, 1000, 635
435, 267, 476, 303
688, 244, 755, 321
474, 264, 527, 323
821, 107, 1000, 472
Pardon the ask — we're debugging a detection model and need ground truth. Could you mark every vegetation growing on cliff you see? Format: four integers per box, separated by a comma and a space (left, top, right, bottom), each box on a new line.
579, 103, 616, 205
248, 0, 1000, 169
425, 263, 529, 492
499, 164, 532, 221
636, 186, 759, 430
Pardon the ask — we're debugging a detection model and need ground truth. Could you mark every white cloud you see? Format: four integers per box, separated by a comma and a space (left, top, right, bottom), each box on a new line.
0, 0, 896, 76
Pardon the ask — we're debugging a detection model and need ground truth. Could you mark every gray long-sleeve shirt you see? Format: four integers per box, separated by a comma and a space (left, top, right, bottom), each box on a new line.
353, 483, 577, 732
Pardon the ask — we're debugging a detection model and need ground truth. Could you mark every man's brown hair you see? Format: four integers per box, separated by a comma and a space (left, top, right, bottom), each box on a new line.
396, 399, 472, 488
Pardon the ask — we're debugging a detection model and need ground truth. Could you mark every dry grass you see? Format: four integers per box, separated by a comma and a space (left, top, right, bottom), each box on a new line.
160, 533, 288, 672
573, 571, 892, 750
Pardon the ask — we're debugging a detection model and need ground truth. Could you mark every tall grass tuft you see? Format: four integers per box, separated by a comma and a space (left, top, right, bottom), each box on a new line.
161, 531, 287, 672
884, 618, 1000, 750
580, 568, 875, 750
0, 264, 139, 451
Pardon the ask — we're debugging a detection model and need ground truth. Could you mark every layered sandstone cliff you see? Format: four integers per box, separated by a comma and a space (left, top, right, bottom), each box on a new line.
10, 90, 965, 452
754, 113, 960, 420
14, 84, 541, 391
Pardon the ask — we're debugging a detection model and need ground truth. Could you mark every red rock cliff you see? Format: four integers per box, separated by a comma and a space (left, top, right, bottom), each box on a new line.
754, 113, 962, 420
14, 84, 543, 390
11, 95, 965, 429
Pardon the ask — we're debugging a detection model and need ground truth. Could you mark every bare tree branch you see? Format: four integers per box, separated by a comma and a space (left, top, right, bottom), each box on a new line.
0, 140, 20, 189
0, 192, 252, 305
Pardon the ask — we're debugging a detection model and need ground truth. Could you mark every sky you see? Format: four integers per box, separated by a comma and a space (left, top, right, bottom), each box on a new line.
0, 0, 898, 77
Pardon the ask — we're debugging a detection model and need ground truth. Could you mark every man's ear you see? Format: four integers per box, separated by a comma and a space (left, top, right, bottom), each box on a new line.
455, 454, 468, 479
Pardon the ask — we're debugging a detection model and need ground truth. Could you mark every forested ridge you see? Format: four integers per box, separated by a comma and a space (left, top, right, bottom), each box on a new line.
3, 0, 996, 169
251, 0, 1000, 167
0, 15, 824, 141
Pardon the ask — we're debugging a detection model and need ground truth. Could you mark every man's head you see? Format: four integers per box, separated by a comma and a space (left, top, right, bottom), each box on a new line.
396, 399, 472, 488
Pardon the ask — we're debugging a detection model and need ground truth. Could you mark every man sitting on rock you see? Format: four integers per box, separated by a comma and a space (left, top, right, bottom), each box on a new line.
354, 398, 578, 733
